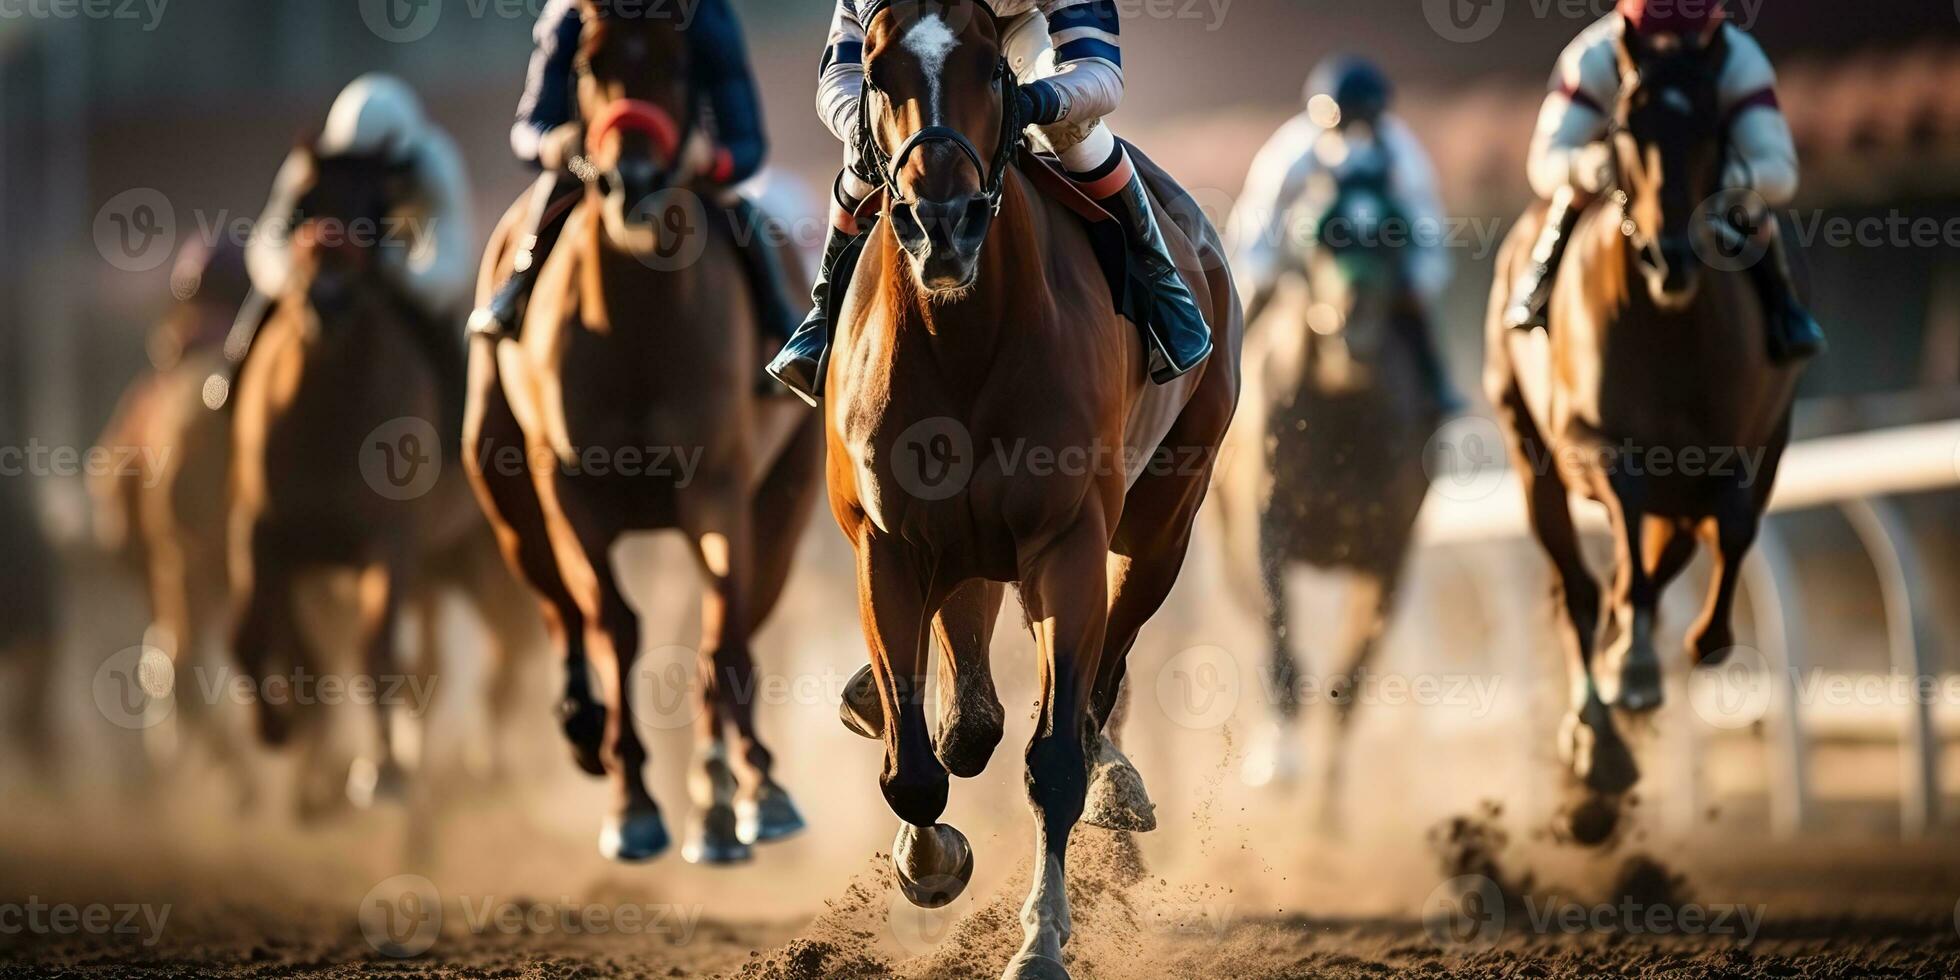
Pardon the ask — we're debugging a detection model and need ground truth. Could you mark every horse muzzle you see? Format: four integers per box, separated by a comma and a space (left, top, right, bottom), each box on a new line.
892, 194, 993, 295
1637, 235, 1701, 310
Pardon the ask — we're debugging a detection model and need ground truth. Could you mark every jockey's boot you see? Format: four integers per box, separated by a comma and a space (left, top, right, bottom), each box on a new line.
1749, 221, 1826, 364
1503, 188, 1587, 331
768, 215, 872, 406
467, 171, 582, 340
1096, 170, 1214, 384
722, 196, 802, 396
1398, 314, 1466, 416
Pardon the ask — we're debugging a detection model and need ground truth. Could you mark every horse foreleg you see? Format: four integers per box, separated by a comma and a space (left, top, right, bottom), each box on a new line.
1687, 486, 1760, 666
1597, 470, 1663, 711
931, 578, 1006, 779
855, 529, 970, 908
1006, 517, 1110, 980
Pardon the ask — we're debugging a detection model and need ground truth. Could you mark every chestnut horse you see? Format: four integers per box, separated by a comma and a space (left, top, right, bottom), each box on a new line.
1216, 166, 1442, 802
1485, 26, 1802, 839
465, 1, 822, 864
824, 3, 1240, 977
231, 145, 536, 819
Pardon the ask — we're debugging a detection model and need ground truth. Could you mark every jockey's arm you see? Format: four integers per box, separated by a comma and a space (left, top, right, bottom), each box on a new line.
391, 128, 477, 315
1382, 115, 1451, 307
245, 150, 311, 301
1026, 0, 1125, 128
511, 0, 585, 170
690, 0, 768, 186
1718, 27, 1798, 207
1228, 113, 1322, 321
1526, 19, 1618, 199
816, 3, 867, 147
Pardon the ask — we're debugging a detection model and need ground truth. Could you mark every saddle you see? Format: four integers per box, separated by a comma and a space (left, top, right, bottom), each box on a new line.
1016, 147, 1134, 320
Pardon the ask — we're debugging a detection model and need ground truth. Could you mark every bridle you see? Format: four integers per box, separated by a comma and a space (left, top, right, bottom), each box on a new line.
851, 0, 1024, 217
568, 29, 703, 195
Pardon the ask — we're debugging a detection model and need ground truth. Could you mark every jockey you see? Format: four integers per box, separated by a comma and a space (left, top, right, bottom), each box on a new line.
767, 0, 1216, 403
1229, 55, 1462, 413
1502, 0, 1824, 361
225, 74, 473, 400
467, 0, 798, 373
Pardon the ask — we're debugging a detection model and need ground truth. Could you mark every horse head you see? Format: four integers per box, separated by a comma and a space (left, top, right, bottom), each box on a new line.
573, 0, 695, 259
859, 0, 1016, 295
1300, 135, 1410, 366
286, 142, 414, 321
1609, 23, 1727, 311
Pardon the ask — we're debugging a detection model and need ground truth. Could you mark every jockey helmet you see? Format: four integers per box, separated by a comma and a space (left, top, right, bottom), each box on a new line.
319, 73, 428, 163
1617, 0, 1724, 37
1305, 55, 1393, 130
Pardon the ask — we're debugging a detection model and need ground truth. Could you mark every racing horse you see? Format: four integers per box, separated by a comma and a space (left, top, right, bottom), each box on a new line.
465, 0, 823, 864
824, 3, 1240, 976
1216, 160, 1444, 802
1484, 25, 1802, 840
230, 142, 538, 819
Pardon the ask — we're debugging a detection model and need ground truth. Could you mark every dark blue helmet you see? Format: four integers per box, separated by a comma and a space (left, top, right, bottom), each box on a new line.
1306, 55, 1393, 129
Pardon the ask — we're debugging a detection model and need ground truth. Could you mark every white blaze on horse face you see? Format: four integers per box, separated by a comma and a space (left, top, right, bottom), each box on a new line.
904, 13, 961, 123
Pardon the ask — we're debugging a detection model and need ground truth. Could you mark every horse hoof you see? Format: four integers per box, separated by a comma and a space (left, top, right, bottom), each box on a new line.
599, 811, 671, 863
1002, 953, 1071, 980
737, 781, 807, 845
1557, 792, 1622, 847
557, 698, 608, 778
683, 804, 753, 866
894, 824, 973, 909
1615, 664, 1664, 713
1083, 736, 1157, 832
840, 664, 882, 740
1558, 706, 1638, 797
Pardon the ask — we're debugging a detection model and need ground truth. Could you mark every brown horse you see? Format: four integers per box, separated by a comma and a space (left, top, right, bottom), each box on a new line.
230, 144, 535, 818
1485, 25, 1802, 838
465, 0, 823, 864
823, 3, 1240, 976
1216, 170, 1442, 803
91, 241, 246, 768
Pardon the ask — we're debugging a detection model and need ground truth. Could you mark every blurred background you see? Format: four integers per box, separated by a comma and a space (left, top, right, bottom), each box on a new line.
3, 1, 1960, 976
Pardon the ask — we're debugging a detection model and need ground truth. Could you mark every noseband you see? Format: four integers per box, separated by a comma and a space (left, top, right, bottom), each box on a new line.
852, 0, 1024, 216
570, 37, 701, 191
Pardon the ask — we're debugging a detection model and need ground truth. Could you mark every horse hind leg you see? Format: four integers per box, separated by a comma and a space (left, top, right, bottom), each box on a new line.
1687, 486, 1761, 666
1243, 501, 1303, 789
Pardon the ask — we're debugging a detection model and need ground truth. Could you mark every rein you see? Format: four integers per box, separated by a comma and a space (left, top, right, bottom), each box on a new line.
852, 0, 1024, 216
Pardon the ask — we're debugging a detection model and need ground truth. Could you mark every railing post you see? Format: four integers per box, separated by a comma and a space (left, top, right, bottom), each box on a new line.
1742, 522, 1809, 839
1840, 497, 1942, 838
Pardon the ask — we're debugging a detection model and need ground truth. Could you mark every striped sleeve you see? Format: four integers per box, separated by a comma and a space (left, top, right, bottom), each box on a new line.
1041, 0, 1122, 71
816, 0, 867, 144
